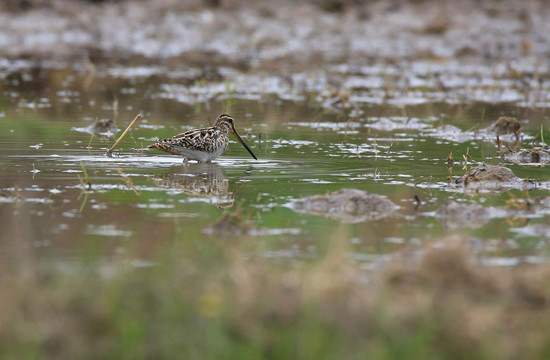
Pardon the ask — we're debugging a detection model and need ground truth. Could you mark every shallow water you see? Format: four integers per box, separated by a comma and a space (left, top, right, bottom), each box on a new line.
1, 63, 550, 269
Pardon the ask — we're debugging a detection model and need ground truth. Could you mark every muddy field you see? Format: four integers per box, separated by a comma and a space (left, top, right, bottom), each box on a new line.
2, 0, 550, 65
1, 0, 550, 359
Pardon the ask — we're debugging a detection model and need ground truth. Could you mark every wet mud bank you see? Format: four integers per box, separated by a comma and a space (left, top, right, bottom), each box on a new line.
1, 0, 549, 68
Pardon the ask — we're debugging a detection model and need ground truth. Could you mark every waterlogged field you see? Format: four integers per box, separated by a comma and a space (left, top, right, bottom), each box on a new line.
1, 60, 550, 358
2, 63, 549, 264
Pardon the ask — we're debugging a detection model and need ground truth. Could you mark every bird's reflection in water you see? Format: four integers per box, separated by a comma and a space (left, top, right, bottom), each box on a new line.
152, 163, 241, 209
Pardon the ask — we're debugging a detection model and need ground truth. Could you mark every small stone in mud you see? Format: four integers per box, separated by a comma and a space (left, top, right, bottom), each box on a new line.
485, 116, 521, 136
435, 201, 491, 229
289, 188, 398, 223
456, 164, 518, 185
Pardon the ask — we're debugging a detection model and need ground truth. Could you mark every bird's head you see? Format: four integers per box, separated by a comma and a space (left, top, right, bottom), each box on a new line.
214, 114, 257, 160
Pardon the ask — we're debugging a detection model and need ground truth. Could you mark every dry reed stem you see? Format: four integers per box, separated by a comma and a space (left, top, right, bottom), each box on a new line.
105, 113, 142, 157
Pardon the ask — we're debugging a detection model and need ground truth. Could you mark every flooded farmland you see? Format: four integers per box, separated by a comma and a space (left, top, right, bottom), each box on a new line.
2, 58, 549, 266
1, 0, 550, 358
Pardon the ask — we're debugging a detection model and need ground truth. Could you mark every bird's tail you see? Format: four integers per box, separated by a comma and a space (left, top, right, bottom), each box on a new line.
147, 143, 158, 149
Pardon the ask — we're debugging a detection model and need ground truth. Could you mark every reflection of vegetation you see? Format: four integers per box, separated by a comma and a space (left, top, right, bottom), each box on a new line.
118, 167, 140, 196
78, 191, 90, 213
78, 161, 92, 190
78, 161, 92, 212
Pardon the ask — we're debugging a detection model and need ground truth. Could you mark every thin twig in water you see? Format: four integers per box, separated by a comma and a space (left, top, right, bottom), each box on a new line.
105, 113, 142, 157
258, 132, 262, 150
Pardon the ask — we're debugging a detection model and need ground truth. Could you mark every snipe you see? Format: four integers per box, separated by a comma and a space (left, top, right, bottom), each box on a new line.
148, 114, 257, 163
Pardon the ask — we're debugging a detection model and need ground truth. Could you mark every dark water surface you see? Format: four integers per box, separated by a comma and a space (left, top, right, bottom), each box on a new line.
1, 64, 550, 269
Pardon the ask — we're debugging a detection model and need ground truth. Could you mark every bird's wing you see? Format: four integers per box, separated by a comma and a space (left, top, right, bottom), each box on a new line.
157, 128, 219, 153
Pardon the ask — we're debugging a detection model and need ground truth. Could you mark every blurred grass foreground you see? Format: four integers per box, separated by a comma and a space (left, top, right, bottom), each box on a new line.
3, 231, 550, 360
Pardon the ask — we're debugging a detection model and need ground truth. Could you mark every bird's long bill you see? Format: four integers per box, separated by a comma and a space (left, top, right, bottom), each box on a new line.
230, 128, 258, 160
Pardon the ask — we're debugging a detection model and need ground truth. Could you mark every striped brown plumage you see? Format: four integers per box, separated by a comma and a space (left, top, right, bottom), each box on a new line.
148, 114, 257, 163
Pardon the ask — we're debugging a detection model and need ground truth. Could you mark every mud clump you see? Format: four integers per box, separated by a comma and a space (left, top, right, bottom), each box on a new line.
289, 188, 398, 223
455, 164, 519, 185
502, 149, 550, 164
92, 118, 118, 138
435, 201, 491, 229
